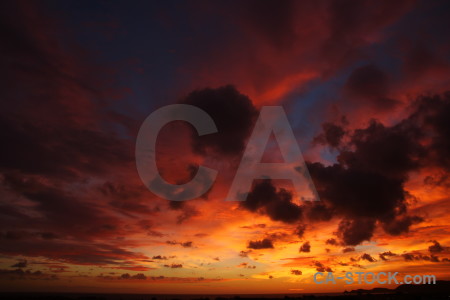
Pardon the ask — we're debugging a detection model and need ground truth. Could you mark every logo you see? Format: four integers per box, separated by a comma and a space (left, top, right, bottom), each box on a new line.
136, 104, 319, 202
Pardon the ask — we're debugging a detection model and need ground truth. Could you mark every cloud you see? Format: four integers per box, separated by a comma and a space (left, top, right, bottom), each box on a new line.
313, 261, 332, 273
200, 0, 414, 105
176, 204, 200, 225
240, 224, 267, 229
238, 0, 298, 49
10, 259, 27, 268
0, 268, 58, 281
99, 274, 226, 283
180, 85, 258, 157
0, 0, 448, 291
313, 122, 347, 148
294, 224, 306, 238
1, 173, 124, 240
428, 240, 445, 253
241, 179, 303, 224
181, 241, 193, 248
165, 241, 193, 248
239, 250, 252, 258
120, 273, 147, 280
0, 238, 149, 266
342, 247, 355, 253
344, 64, 399, 111
299, 241, 311, 253
111, 265, 154, 272
360, 253, 376, 262
291, 270, 302, 275
101, 182, 152, 215
152, 255, 168, 260
305, 94, 450, 245
237, 263, 256, 269
164, 264, 183, 269
402, 253, 415, 261
381, 215, 424, 236
401, 253, 441, 263
303, 203, 334, 222
247, 238, 274, 249
0, 0, 151, 269
379, 251, 397, 261
239, 92, 450, 247
325, 238, 339, 246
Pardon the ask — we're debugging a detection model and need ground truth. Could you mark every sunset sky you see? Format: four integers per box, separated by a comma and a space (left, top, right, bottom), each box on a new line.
1, 0, 450, 295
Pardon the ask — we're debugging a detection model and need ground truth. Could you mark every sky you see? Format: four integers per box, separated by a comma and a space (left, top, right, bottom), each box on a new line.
0, 0, 450, 295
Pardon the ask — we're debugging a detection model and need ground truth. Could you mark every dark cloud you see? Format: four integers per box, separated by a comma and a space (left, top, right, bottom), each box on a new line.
152, 255, 168, 260
0, 100, 132, 181
238, 95, 450, 245
131, 273, 147, 280
303, 202, 334, 222
360, 253, 376, 262
241, 179, 302, 224
313, 122, 346, 148
165, 241, 193, 248
313, 261, 332, 273
322, 0, 413, 74
402, 41, 449, 82
291, 269, 302, 275
401, 253, 441, 263
194, 233, 209, 238
428, 240, 444, 253
342, 247, 355, 253
119, 273, 147, 280
180, 85, 258, 157
11, 259, 27, 268
164, 264, 182, 269
247, 238, 274, 250
101, 182, 151, 215
412, 93, 450, 170
0, 268, 57, 281
181, 241, 193, 248
299, 241, 311, 253
305, 95, 450, 245
0, 0, 144, 267
379, 251, 397, 261
344, 64, 398, 110
382, 215, 423, 236
239, 0, 296, 49
240, 224, 267, 229
265, 231, 290, 242
239, 250, 251, 258
213, 0, 415, 102
339, 120, 423, 180
176, 201, 200, 224
147, 230, 165, 238
0, 231, 58, 241
402, 253, 415, 261
337, 218, 376, 246
308, 161, 406, 220
0, 238, 148, 266
1, 173, 122, 240
237, 263, 256, 269
325, 238, 339, 246
294, 224, 306, 239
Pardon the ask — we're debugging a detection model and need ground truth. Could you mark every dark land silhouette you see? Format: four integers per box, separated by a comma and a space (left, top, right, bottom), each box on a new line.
1, 281, 449, 300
